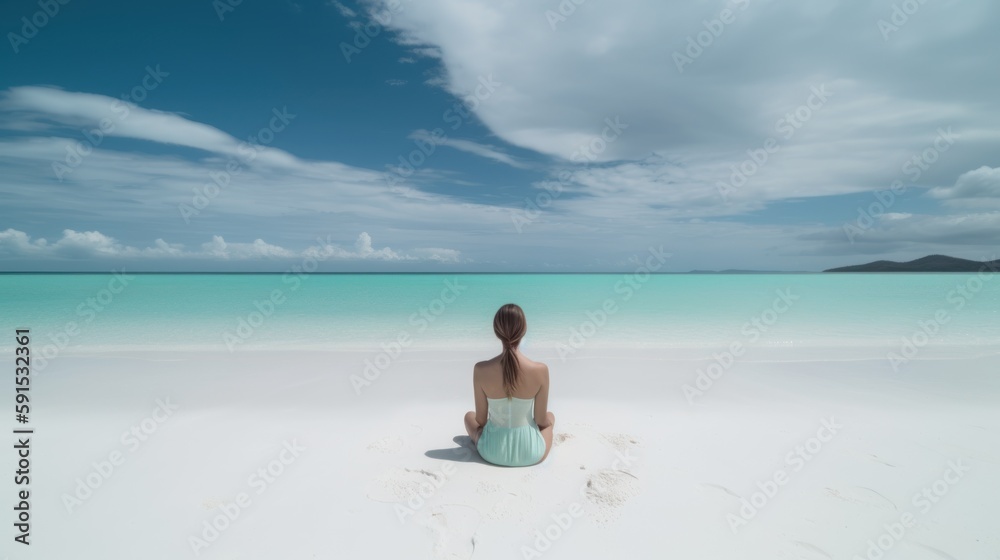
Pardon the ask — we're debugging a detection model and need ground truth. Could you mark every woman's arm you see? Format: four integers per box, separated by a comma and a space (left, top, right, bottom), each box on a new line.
534, 364, 550, 428
473, 364, 488, 427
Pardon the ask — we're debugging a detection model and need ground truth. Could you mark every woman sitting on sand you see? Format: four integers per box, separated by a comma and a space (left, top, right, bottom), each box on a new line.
464, 303, 555, 466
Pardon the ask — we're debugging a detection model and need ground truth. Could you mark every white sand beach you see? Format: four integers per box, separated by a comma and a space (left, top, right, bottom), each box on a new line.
27, 347, 1000, 559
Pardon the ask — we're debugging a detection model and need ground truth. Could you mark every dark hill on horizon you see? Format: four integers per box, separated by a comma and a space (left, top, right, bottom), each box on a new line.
825, 254, 1000, 272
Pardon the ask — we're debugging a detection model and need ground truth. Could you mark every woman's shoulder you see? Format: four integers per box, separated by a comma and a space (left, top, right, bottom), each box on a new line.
519, 354, 549, 375
473, 356, 500, 376
474, 355, 500, 368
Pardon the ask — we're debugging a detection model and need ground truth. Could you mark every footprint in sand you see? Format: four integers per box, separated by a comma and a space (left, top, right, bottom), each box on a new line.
869, 454, 896, 467
366, 423, 424, 453
913, 543, 960, 560
487, 491, 534, 521
367, 467, 448, 503
699, 483, 741, 502
199, 497, 227, 510
418, 504, 481, 560
599, 432, 641, 453
788, 540, 834, 559
554, 433, 575, 446
367, 435, 405, 453
824, 486, 897, 511
476, 480, 502, 495
583, 468, 641, 526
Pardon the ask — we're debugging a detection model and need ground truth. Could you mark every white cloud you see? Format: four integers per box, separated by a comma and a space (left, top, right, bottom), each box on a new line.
0, 229, 47, 254
930, 166, 1000, 206
410, 247, 462, 262
882, 212, 912, 220
352, 231, 402, 259
53, 229, 126, 257
0, 229, 457, 262
1, 87, 239, 156
369, 0, 1000, 218
199, 236, 297, 259
0, 87, 514, 261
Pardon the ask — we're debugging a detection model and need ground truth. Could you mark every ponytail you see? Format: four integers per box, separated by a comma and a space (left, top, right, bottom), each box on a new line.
500, 341, 519, 397
493, 304, 527, 398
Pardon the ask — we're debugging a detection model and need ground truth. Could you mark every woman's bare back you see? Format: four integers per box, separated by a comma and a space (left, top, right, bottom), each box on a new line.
475, 352, 547, 400
473, 350, 551, 431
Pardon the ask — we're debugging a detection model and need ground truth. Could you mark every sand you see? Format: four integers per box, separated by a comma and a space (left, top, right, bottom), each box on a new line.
20, 347, 1000, 559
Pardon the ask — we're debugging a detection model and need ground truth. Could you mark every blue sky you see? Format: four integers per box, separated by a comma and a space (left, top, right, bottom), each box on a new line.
1, 0, 998, 271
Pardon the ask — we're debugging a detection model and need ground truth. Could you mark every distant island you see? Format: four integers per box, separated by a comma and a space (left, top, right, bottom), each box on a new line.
825, 254, 1000, 272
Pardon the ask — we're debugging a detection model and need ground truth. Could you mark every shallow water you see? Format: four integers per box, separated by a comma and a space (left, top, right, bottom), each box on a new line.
1, 272, 998, 352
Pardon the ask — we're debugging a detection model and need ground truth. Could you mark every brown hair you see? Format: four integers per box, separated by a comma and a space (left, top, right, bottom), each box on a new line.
493, 303, 527, 397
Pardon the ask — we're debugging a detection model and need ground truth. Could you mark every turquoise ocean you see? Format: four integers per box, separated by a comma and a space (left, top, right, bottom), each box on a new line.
1, 273, 998, 354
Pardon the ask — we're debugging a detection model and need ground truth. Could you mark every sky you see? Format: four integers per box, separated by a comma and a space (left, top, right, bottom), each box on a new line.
1, 0, 998, 272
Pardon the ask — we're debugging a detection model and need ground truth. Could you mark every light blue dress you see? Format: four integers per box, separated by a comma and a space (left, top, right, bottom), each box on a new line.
477, 397, 546, 467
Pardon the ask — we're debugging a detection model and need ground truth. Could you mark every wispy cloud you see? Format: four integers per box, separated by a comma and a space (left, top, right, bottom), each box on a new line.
329, 0, 356, 18
410, 129, 528, 169
799, 211, 1000, 255
373, 0, 1000, 222
2, 86, 240, 156
0, 87, 492, 267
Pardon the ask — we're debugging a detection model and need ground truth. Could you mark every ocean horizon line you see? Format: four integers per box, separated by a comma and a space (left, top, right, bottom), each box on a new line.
1, 270, 820, 275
